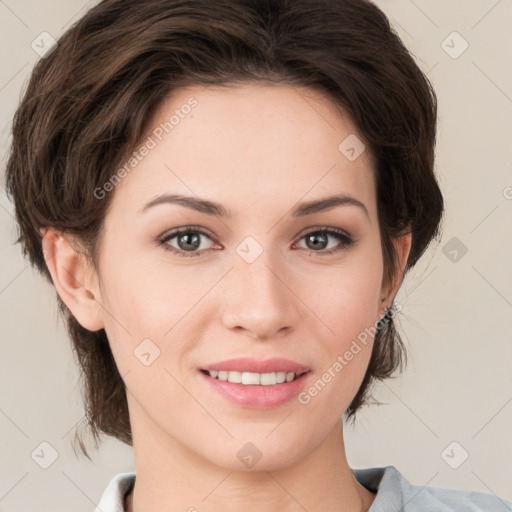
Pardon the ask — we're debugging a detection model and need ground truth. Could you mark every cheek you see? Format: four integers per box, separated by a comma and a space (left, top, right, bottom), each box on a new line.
97, 248, 210, 366
301, 247, 383, 396
309, 248, 383, 339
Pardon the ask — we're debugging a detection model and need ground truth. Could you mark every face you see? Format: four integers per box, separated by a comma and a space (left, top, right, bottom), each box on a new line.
90, 83, 393, 471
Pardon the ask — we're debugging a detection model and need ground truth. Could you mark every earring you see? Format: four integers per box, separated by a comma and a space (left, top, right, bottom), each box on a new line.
380, 298, 387, 316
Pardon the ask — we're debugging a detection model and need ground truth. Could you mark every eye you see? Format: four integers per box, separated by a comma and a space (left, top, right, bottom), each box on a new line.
157, 226, 355, 258
158, 226, 217, 257
294, 228, 354, 255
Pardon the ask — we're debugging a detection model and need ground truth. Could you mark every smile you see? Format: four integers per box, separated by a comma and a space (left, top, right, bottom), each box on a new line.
199, 369, 312, 409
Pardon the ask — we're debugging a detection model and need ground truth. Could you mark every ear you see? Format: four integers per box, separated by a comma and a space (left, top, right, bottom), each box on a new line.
40, 227, 104, 331
378, 231, 412, 318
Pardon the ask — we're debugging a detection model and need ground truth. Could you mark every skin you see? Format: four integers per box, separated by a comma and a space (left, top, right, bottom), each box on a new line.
42, 83, 411, 512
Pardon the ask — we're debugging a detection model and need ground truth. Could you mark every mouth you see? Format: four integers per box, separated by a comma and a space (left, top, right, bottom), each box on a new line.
197, 357, 312, 408
198, 367, 312, 409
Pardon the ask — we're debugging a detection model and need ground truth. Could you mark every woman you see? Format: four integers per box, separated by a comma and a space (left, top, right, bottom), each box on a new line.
5, 0, 511, 510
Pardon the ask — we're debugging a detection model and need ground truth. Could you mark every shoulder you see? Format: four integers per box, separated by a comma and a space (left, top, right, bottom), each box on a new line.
352, 465, 512, 512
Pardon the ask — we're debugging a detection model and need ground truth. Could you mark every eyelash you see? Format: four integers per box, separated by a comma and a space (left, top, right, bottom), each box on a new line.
157, 225, 355, 258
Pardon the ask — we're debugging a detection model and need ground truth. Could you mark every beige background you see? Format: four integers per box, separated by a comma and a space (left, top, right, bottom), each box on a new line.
1, 0, 511, 510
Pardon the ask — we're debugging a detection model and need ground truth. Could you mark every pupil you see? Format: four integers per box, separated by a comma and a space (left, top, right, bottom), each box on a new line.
180, 232, 200, 251
306, 233, 327, 250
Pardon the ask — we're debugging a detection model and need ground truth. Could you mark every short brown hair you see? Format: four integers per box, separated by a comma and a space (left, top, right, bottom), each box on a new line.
5, 0, 444, 459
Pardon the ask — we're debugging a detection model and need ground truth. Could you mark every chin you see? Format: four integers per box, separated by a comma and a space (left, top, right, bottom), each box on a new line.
204, 436, 308, 473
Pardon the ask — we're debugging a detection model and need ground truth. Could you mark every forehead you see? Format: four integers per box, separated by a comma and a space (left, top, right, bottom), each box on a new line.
109, 82, 377, 221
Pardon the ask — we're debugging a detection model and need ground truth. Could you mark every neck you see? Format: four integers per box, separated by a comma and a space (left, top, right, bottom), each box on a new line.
124, 412, 375, 512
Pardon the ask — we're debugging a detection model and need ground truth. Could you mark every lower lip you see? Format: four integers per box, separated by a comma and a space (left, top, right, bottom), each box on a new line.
199, 370, 311, 409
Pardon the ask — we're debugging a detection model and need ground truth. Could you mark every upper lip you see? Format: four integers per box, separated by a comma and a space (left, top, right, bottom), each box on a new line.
200, 357, 310, 374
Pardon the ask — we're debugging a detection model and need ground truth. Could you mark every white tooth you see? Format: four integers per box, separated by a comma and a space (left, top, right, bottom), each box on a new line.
260, 372, 277, 385
227, 371, 242, 383
241, 372, 261, 385
209, 369, 297, 385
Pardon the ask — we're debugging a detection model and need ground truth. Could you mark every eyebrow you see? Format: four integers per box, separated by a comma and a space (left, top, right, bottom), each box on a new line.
140, 193, 370, 220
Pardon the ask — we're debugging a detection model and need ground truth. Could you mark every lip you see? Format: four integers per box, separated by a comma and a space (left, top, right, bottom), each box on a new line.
200, 357, 310, 374
199, 369, 312, 409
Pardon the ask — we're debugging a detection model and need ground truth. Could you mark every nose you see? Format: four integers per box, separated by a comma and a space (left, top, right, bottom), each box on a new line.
220, 255, 300, 341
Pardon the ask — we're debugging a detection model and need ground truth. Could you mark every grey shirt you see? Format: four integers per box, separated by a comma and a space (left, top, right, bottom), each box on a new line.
93, 465, 512, 511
